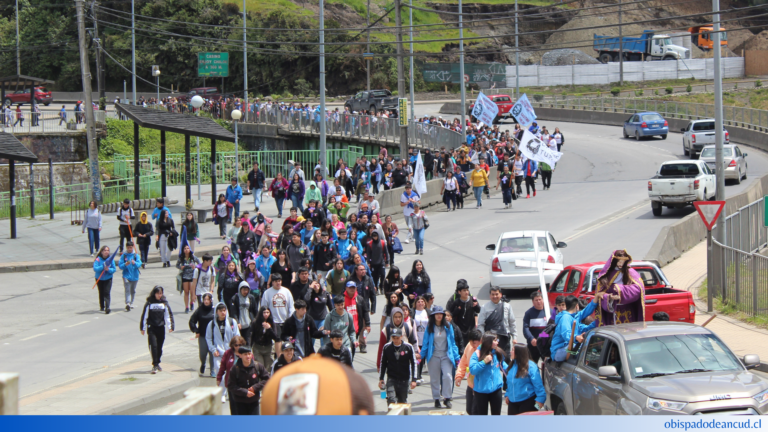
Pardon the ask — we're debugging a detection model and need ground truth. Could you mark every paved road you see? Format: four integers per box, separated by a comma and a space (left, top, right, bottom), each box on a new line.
2, 118, 767, 414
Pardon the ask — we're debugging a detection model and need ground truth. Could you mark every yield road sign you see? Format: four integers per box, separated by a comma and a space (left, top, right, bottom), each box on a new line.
693, 200, 725, 231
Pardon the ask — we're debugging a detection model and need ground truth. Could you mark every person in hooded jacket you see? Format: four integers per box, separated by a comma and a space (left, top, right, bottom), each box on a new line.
189, 292, 215, 377
218, 260, 243, 304
216, 335, 248, 408
280, 299, 328, 359
376, 307, 418, 372
303, 180, 323, 208
118, 241, 142, 312
249, 307, 280, 366
422, 306, 461, 409
325, 295, 358, 355
93, 246, 117, 314
133, 212, 154, 268
227, 346, 270, 415
140, 285, 175, 374
446, 279, 481, 347
206, 302, 241, 401
230, 282, 259, 345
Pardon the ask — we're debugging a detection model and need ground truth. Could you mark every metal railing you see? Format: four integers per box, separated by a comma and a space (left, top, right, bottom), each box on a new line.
531, 97, 768, 131
0, 173, 161, 219
1, 110, 109, 134
712, 238, 768, 318
722, 197, 768, 254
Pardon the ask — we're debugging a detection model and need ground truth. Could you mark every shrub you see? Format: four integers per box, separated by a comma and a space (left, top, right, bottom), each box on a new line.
756, 80, 762, 88
686, 84, 692, 93
734, 83, 738, 89
665, 86, 673, 94
634, 90, 644, 97
654, 89, 659, 95
610, 87, 621, 96
533, 94, 544, 102
391, 90, 398, 96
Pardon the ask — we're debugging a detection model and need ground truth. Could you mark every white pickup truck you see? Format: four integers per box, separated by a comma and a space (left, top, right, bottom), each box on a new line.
681, 119, 729, 159
648, 160, 716, 216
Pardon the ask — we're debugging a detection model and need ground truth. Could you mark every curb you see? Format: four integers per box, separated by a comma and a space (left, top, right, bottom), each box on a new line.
94, 375, 200, 415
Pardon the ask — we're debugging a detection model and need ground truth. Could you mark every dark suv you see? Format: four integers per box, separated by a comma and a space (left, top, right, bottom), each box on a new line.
344, 89, 398, 114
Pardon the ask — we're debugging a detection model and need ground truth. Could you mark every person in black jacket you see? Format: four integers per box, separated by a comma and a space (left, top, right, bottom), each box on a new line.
249, 307, 280, 366
247, 162, 266, 211
237, 223, 257, 264
312, 232, 336, 283
280, 300, 328, 359
133, 212, 154, 269
289, 267, 311, 302
350, 264, 376, 316
189, 292, 215, 376
445, 279, 481, 346
271, 341, 302, 375
318, 330, 353, 367
363, 232, 388, 293
304, 281, 333, 347
156, 210, 175, 268
227, 346, 270, 415
230, 282, 259, 346
379, 328, 417, 404
139, 286, 175, 374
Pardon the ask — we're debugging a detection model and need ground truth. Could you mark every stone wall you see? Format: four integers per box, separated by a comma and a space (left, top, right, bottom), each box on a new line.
13, 133, 88, 162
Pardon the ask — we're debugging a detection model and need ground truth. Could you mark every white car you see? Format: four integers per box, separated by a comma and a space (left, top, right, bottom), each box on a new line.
486, 230, 567, 292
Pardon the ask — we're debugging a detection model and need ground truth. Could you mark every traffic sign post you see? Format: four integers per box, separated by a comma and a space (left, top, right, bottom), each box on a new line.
764, 196, 768, 227
694, 200, 726, 312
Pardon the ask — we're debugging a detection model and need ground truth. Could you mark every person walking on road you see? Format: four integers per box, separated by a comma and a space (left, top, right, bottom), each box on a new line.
177, 245, 200, 313
326, 295, 358, 358
404, 260, 431, 308
470, 332, 508, 415
206, 302, 241, 401
318, 329, 354, 366
280, 299, 329, 359
400, 183, 420, 244
231, 282, 259, 346
446, 279, 480, 346
260, 274, 295, 359
421, 306, 460, 409
522, 291, 548, 364
93, 246, 117, 313
522, 158, 537, 199
227, 346, 270, 415
477, 287, 517, 358
379, 327, 418, 404
553, 127, 565, 152
140, 286, 175, 374
455, 329, 483, 415
540, 161, 552, 191
116, 199, 135, 252
469, 162, 489, 208
269, 173, 289, 218
216, 335, 248, 409
250, 307, 280, 366
189, 292, 215, 377
513, 154, 524, 197
409, 204, 428, 255
134, 212, 153, 268
226, 178, 243, 223
83, 200, 102, 256
247, 162, 266, 211
156, 209, 175, 268
497, 163, 515, 209
118, 241, 142, 312
182, 212, 200, 254
441, 171, 459, 211
271, 341, 302, 375
287, 173, 306, 214
505, 343, 546, 415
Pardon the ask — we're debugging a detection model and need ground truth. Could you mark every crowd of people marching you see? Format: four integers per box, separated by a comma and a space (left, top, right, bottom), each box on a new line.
87, 117, 574, 415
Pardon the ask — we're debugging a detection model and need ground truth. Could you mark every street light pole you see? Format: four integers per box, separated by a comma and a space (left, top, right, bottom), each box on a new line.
366, 0, 371, 91
459, 0, 466, 143
395, 0, 407, 157
16, 0, 21, 75
243, 0, 248, 122
232, 109, 242, 182
409, 0, 415, 138
190, 96, 205, 201
319, 0, 327, 171
713, 0, 725, 245
515, 0, 519, 100
131, 0, 136, 105
619, 0, 624, 86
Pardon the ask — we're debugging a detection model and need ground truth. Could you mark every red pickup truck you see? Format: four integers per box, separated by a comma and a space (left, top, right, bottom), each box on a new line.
3, 86, 53, 106
546, 261, 695, 323
468, 94, 514, 124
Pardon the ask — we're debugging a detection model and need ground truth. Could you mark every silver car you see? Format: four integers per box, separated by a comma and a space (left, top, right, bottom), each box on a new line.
699, 144, 748, 184
544, 322, 768, 415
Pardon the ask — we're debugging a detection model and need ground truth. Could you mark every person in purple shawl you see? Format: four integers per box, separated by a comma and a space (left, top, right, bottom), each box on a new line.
595, 249, 645, 326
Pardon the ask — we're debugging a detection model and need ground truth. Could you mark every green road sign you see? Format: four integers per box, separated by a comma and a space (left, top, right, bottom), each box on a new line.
398, 98, 408, 127
198, 52, 229, 77
765, 195, 768, 227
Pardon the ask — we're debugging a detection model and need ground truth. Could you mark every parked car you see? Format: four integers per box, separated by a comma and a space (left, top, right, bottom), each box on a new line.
544, 322, 768, 415
468, 94, 515, 124
547, 261, 695, 323
177, 87, 222, 102
3, 86, 53, 106
622, 112, 668, 140
344, 89, 398, 114
699, 144, 748, 184
485, 230, 567, 293
648, 160, 716, 216
682, 119, 729, 159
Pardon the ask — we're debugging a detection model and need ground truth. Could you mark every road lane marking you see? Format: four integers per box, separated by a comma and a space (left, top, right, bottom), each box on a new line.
564, 201, 649, 243
20, 333, 46, 341
66, 321, 89, 328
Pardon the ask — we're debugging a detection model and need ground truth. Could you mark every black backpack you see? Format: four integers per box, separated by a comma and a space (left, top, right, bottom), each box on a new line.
536, 320, 558, 359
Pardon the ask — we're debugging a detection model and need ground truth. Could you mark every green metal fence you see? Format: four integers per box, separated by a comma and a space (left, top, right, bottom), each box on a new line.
0, 174, 161, 219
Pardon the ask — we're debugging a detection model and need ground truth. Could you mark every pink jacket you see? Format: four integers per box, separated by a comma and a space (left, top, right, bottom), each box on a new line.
216, 348, 238, 386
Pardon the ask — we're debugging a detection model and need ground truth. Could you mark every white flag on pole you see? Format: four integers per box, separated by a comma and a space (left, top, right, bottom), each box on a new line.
414, 151, 428, 195
519, 129, 563, 167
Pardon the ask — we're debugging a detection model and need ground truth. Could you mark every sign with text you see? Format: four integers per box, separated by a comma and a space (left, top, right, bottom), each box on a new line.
471, 92, 499, 126
421, 63, 506, 84
398, 98, 408, 127
511, 93, 537, 126
519, 130, 563, 168
198, 52, 229, 77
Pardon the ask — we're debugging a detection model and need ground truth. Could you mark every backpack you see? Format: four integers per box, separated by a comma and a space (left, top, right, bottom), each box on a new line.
536, 320, 558, 359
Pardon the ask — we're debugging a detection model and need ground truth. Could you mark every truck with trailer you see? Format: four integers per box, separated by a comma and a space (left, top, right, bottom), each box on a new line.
594, 30, 689, 64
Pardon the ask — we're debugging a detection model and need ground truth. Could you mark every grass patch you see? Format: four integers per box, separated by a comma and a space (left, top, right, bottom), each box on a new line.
517, 78, 746, 97
698, 277, 768, 330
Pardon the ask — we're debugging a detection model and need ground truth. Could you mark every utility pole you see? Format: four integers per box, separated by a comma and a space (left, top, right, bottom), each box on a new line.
91, 2, 105, 103
366, 0, 371, 91
76, 0, 103, 203
514, 0, 519, 100
459, 0, 466, 143
409, 0, 415, 140
395, 0, 408, 157
713, 0, 725, 244
131, 0, 136, 105
319, 0, 327, 172
243, 0, 248, 121
15, 0, 20, 75
619, 0, 624, 86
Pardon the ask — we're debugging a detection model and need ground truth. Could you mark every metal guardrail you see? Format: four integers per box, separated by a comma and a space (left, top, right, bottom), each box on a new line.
1, 110, 108, 134
531, 97, 768, 131
712, 238, 768, 318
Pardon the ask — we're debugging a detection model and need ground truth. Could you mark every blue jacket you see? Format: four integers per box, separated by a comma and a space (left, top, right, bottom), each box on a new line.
550, 301, 598, 354
421, 323, 461, 364
522, 159, 538, 177
93, 256, 117, 281
470, 350, 508, 394
255, 254, 276, 282
300, 227, 318, 246
505, 360, 546, 403
118, 252, 142, 282
151, 206, 171, 220
226, 184, 243, 204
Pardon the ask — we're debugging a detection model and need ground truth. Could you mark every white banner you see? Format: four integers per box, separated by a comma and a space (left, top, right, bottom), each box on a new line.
471, 92, 499, 125
413, 151, 428, 195
519, 130, 562, 167
511, 93, 537, 126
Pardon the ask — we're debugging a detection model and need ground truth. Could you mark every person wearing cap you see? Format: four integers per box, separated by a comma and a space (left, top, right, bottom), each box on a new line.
189, 292, 216, 377
319, 329, 353, 366
226, 177, 243, 223
227, 345, 270, 415
271, 341, 302, 375
421, 305, 460, 409
379, 327, 418, 404
343, 280, 371, 357
230, 282, 259, 345
116, 198, 136, 252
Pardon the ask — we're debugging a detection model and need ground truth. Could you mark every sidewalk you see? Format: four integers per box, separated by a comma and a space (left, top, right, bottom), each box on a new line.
662, 241, 768, 367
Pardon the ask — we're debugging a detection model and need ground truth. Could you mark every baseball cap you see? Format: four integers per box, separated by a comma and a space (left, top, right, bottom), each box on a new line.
261, 356, 374, 415
390, 328, 403, 337
282, 342, 295, 351
346, 281, 357, 288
